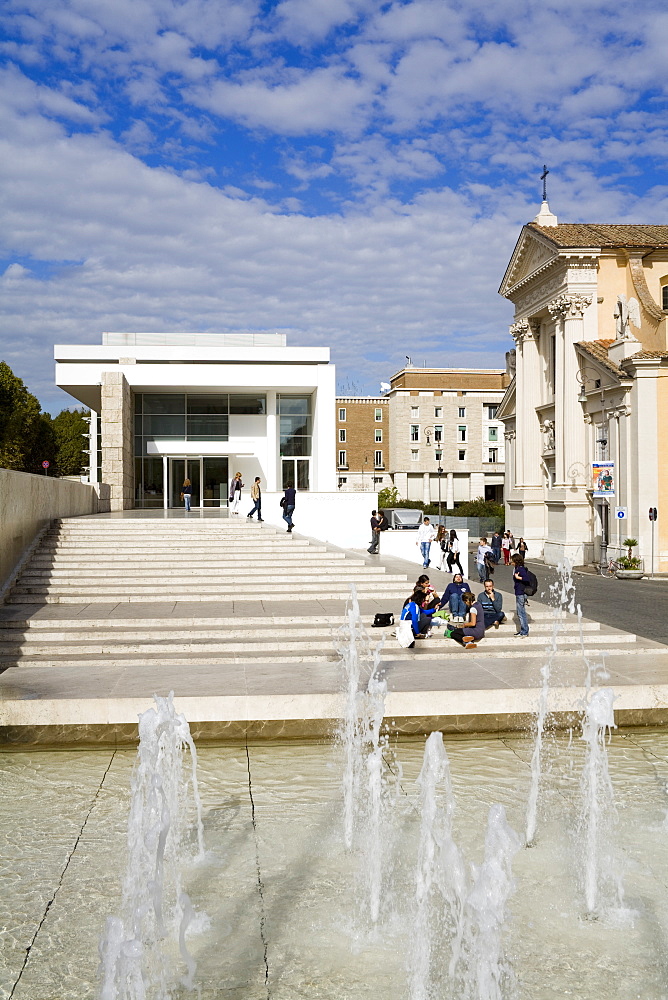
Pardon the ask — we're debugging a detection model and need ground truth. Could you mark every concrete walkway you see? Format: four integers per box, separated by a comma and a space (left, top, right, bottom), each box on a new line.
1, 513, 667, 744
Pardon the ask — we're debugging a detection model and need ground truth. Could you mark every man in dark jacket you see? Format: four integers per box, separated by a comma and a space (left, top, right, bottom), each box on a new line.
511, 554, 530, 636
478, 579, 506, 629
283, 485, 296, 532
368, 510, 381, 553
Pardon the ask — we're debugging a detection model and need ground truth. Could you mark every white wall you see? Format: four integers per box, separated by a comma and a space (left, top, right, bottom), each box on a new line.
259, 491, 376, 548
0, 470, 98, 593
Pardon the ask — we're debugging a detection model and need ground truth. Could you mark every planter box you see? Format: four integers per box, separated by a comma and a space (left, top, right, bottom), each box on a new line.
615, 569, 644, 580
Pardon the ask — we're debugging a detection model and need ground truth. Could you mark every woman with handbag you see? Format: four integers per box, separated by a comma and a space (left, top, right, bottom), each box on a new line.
229, 472, 244, 514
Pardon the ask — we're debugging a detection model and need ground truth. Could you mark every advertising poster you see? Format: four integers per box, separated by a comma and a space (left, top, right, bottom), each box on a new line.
592, 461, 615, 497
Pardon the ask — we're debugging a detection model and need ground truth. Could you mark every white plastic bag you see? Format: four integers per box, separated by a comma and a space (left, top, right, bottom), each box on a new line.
396, 619, 415, 648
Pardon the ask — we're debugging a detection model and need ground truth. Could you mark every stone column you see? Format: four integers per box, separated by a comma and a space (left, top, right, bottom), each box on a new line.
422, 471, 431, 504
445, 472, 454, 509
469, 471, 485, 500
100, 371, 134, 511
549, 293, 592, 485
510, 319, 542, 487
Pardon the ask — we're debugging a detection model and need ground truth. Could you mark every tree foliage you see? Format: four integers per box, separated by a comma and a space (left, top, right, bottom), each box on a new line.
0, 361, 89, 476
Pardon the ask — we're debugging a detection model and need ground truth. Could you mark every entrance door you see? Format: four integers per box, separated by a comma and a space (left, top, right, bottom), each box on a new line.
170, 458, 201, 508
202, 457, 228, 507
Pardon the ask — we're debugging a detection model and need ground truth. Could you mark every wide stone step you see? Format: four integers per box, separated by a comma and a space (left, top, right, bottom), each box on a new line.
13, 571, 402, 592
21, 562, 382, 579
38, 540, 323, 552
0, 621, 604, 642
8, 588, 411, 604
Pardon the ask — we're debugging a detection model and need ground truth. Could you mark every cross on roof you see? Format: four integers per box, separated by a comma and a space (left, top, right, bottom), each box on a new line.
541, 165, 549, 202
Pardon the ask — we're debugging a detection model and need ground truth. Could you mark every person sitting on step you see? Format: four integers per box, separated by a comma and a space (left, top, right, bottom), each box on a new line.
437, 573, 471, 621
400, 589, 434, 640
445, 591, 485, 649
478, 578, 507, 629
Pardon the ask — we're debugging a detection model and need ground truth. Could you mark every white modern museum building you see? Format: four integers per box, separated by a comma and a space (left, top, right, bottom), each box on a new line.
55, 332, 336, 511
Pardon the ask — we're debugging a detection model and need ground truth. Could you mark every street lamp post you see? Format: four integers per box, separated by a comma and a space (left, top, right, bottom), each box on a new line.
437, 465, 443, 528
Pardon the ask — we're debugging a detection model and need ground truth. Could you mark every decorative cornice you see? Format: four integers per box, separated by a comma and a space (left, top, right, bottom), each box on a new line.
547, 292, 593, 319
627, 254, 664, 324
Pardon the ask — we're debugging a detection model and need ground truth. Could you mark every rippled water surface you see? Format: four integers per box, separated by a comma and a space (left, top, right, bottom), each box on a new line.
3, 730, 668, 999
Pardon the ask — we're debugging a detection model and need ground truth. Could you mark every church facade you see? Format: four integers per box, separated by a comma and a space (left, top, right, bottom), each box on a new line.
498, 206, 668, 571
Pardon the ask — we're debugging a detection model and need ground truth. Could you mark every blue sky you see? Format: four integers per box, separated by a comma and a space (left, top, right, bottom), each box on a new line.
2, 0, 668, 414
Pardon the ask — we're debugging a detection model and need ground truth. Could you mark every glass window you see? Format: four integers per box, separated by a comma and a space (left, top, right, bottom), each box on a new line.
229, 394, 266, 414
435, 450, 442, 461
339, 477, 347, 485
458, 406, 466, 418
339, 428, 346, 442
278, 395, 312, 457
278, 395, 310, 416
187, 394, 228, 414
489, 427, 498, 441
375, 408, 382, 421
142, 394, 185, 414
373, 476, 383, 484
486, 404, 498, 420
339, 408, 346, 421
458, 425, 467, 442
458, 450, 466, 461
411, 449, 419, 461
411, 406, 419, 418
280, 435, 311, 456
187, 415, 229, 438
434, 407, 442, 417
663, 285, 668, 310
338, 450, 347, 466
410, 425, 419, 442
374, 450, 383, 467
489, 448, 498, 462
434, 425, 442, 442
375, 428, 382, 442
143, 414, 186, 437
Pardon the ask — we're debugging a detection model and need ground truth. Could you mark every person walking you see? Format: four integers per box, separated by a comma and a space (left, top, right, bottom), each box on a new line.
476, 537, 494, 584
229, 472, 244, 514
445, 529, 464, 575
517, 537, 529, 558
416, 517, 437, 569
491, 532, 502, 564
478, 579, 506, 629
511, 553, 531, 636
368, 510, 381, 554
282, 483, 296, 532
501, 531, 512, 565
180, 478, 192, 512
247, 477, 263, 521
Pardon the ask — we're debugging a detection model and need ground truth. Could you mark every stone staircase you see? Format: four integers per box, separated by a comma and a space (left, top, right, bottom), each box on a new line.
7, 516, 410, 604
0, 515, 663, 672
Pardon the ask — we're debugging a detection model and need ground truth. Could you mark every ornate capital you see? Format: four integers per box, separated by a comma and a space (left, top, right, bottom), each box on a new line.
548, 292, 592, 320
510, 319, 530, 344
504, 429, 516, 441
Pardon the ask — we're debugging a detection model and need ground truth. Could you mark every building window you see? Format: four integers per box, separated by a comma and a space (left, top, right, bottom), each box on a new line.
374, 450, 383, 467
375, 428, 382, 442
410, 424, 420, 442
488, 427, 498, 442
488, 448, 498, 463
458, 406, 466, 418
486, 404, 498, 420
338, 477, 347, 485
435, 450, 442, 461
375, 408, 383, 421
434, 425, 443, 442
434, 406, 443, 418
411, 406, 420, 418
338, 450, 347, 467
457, 425, 467, 442
339, 408, 346, 421
458, 450, 466, 461
373, 476, 383, 484
339, 428, 346, 442
663, 284, 668, 310
278, 395, 312, 457
411, 449, 419, 461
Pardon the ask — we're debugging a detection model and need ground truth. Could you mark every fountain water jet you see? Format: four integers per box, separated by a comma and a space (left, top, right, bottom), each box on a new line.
99, 692, 205, 1000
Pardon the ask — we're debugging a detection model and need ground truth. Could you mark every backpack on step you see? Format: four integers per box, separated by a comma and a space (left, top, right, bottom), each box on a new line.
523, 570, 538, 597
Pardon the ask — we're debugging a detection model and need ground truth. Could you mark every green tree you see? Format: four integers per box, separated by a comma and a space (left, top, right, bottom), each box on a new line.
0, 360, 53, 472
52, 408, 90, 476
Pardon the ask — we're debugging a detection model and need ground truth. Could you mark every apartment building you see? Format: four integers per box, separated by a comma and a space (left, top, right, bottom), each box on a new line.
336, 367, 508, 502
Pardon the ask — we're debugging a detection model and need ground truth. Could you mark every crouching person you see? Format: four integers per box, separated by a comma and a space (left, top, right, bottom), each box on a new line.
445, 591, 485, 650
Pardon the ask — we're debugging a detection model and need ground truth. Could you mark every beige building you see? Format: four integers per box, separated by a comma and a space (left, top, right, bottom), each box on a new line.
498, 204, 668, 569
337, 367, 508, 503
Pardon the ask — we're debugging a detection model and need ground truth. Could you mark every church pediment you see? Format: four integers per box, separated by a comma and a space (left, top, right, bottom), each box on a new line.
499, 227, 559, 298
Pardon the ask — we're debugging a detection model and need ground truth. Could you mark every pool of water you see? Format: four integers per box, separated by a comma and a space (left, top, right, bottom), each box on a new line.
3, 729, 668, 999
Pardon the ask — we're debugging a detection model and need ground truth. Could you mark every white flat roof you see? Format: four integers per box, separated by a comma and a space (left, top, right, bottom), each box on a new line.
103, 331, 287, 348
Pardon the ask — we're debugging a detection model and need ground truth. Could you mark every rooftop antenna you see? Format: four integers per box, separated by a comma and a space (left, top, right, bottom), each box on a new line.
406, 355, 412, 366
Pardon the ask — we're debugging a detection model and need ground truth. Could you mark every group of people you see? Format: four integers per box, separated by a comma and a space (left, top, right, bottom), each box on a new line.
399, 536, 534, 647
180, 474, 296, 532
